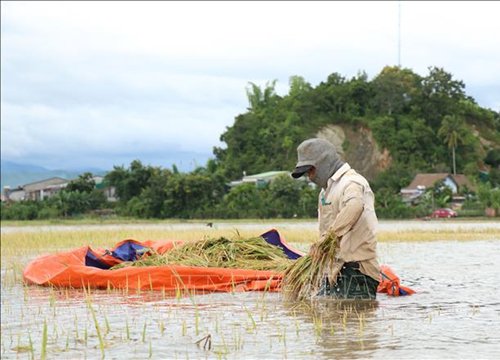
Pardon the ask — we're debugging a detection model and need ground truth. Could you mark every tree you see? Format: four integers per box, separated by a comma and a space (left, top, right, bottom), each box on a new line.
266, 174, 303, 218
418, 67, 467, 129
477, 183, 500, 216
66, 172, 96, 193
163, 172, 223, 218
125, 169, 171, 218
431, 180, 453, 208
245, 80, 278, 112
485, 148, 500, 168
288, 76, 312, 98
374, 188, 415, 219
370, 66, 421, 116
104, 160, 156, 202
438, 114, 468, 175
220, 183, 264, 219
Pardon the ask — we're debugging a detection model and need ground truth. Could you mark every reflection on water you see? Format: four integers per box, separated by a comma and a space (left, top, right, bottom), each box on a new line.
284, 299, 380, 359
1, 240, 500, 359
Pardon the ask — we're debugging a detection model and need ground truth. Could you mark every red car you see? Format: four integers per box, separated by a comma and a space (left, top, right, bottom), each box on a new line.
431, 208, 458, 218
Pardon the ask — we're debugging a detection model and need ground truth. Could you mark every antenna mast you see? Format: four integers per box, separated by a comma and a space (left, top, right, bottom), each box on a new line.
398, 0, 402, 67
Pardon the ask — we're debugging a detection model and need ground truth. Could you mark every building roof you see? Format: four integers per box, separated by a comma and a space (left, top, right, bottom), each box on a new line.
23, 177, 68, 192
242, 171, 290, 181
403, 173, 475, 191
228, 170, 292, 187
451, 174, 475, 190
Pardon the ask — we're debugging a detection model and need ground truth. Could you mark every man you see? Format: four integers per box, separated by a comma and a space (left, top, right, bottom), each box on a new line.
291, 138, 380, 299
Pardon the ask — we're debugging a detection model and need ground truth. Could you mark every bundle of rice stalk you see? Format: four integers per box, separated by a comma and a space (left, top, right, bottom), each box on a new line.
112, 236, 292, 271
281, 233, 338, 301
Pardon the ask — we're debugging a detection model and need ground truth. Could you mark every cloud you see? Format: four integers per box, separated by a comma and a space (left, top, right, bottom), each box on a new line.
2, 1, 500, 171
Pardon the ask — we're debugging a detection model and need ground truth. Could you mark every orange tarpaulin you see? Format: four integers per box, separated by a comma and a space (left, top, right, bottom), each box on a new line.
23, 238, 282, 292
377, 264, 416, 296
23, 234, 414, 296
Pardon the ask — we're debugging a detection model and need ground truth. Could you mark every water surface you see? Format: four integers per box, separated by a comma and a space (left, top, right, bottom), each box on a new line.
1, 239, 499, 359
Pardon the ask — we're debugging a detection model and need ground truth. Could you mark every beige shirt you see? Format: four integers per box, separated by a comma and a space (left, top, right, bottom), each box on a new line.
318, 163, 380, 281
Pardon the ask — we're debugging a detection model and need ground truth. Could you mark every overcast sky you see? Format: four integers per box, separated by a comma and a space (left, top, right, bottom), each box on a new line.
2, 1, 499, 171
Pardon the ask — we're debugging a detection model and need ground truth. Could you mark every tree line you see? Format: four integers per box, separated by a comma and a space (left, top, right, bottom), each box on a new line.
2, 65, 499, 220
1, 163, 320, 220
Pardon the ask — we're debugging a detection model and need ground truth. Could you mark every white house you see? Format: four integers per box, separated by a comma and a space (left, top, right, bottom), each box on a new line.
400, 173, 474, 205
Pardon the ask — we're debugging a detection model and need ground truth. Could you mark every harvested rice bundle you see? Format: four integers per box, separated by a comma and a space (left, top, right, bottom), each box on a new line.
112, 236, 292, 271
281, 233, 338, 301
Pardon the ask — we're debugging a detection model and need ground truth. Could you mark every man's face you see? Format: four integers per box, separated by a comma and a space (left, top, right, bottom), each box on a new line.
307, 166, 317, 182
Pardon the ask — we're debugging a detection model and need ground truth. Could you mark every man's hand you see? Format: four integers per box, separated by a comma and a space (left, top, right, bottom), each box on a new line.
309, 231, 339, 261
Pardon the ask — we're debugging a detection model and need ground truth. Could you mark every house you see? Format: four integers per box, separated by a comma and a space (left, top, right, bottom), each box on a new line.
3, 175, 117, 202
23, 177, 69, 201
94, 176, 117, 202
229, 171, 292, 188
400, 173, 475, 205
3, 187, 26, 202
228, 170, 315, 189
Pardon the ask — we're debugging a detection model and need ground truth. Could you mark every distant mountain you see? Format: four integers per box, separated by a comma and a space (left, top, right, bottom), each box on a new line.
1, 161, 48, 173
0, 161, 108, 190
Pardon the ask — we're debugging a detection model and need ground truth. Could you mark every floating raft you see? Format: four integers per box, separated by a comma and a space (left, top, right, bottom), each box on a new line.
23, 229, 414, 296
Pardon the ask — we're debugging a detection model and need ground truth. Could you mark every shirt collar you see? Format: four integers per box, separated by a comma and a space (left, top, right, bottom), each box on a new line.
331, 163, 351, 182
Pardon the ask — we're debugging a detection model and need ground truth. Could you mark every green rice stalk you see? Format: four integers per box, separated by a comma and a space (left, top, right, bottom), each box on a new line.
40, 320, 47, 360
111, 235, 292, 271
281, 233, 338, 301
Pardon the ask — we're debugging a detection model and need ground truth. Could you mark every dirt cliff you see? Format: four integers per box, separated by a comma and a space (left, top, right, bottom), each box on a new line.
316, 125, 392, 180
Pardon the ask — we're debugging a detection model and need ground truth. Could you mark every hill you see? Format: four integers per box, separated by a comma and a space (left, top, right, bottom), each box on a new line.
1, 160, 107, 189
214, 66, 500, 191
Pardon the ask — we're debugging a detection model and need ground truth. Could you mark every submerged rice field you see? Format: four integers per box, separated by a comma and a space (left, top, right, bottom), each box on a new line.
1, 220, 500, 359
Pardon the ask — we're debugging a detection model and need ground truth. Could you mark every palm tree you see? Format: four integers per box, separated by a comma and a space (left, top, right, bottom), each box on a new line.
438, 114, 467, 175
245, 80, 277, 111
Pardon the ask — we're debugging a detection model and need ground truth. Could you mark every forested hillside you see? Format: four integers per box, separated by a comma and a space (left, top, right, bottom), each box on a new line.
207, 66, 500, 218
3, 66, 500, 220
215, 66, 499, 188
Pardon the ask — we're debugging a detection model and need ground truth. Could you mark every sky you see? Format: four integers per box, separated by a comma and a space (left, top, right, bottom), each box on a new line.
2, 1, 500, 172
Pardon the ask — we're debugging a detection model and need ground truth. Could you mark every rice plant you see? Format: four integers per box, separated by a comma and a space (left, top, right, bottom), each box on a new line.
281, 233, 338, 301
112, 235, 292, 271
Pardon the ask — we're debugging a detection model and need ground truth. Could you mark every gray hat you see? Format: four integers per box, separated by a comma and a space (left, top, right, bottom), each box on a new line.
291, 138, 345, 188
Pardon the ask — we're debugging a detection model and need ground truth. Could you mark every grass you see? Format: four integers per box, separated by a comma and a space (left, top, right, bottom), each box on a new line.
377, 228, 500, 242
0, 217, 319, 227
85, 292, 105, 359
2, 225, 498, 255
2, 216, 499, 227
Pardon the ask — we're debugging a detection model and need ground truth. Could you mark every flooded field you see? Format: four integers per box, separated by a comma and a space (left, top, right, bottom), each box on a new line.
1, 221, 500, 359
2, 219, 500, 234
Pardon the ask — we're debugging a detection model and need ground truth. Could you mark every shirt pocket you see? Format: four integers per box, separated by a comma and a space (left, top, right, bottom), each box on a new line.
319, 193, 336, 226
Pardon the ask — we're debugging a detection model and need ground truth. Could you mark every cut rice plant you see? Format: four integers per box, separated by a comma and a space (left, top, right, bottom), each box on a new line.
112, 235, 293, 271
282, 233, 338, 301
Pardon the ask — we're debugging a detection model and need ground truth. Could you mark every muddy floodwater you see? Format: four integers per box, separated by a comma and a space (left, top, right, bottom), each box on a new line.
1, 223, 500, 359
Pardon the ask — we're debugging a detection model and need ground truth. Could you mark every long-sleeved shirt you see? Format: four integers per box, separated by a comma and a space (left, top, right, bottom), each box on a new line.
318, 163, 380, 281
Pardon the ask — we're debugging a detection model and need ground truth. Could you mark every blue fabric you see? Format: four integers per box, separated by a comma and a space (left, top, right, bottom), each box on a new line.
111, 241, 147, 261
85, 250, 112, 270
260, 229, 302, 260
86, 241, 148, 269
